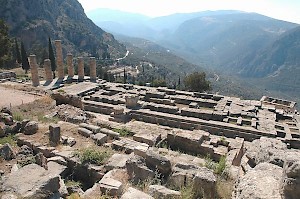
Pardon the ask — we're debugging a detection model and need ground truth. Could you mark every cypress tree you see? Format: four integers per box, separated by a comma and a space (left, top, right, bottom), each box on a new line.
20, 41, 30, 73
48, 37, 56, 78
15, 38, 21, 64
123, 67, 126, 84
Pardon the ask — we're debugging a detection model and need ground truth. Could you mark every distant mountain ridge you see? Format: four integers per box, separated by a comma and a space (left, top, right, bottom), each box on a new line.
87, 8, 300, 105
0, 0, 127, 58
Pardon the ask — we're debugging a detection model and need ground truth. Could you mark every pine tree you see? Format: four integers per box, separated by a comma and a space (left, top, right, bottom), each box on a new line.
48, 37, 56, 78
20, 41, 30, 73
15, 38, 21, 64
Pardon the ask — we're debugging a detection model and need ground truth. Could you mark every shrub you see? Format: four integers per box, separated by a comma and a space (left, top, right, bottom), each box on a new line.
13, 112, 24, 121
113, 127, 134, 137
0, 134, 17, 146
74, 147, 112, 165
18, 155, 36, 167
215, 156, 227, 175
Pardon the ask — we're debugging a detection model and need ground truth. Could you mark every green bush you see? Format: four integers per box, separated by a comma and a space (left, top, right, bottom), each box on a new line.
0, 134, 17, 146
113, 127, 134, 137
215, 156, 227, 175
74, 147, 112, 165
13, 112, 24, 122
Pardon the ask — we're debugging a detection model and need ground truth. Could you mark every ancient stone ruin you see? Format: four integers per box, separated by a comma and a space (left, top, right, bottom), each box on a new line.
1, 40, 300, 198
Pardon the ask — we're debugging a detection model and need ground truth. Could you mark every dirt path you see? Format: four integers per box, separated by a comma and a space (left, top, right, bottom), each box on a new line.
0, 85, 41, 108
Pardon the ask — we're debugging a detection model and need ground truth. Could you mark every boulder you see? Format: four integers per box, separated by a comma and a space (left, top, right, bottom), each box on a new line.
126, 155, 154, 183
280, 159, 300, 199
78, 127, 93, 138
91, 133, 107, 146
99, 177, 123, 197
145, 149, 172, 177
193, 167, 216, 199
1, 164, 60, 199
233, 163, 282, 199
23, 121, 38, 135
148, 185, 181, 199
246, 137, 289, 167
105, 153, 132, 171
49, 124, 61, 147
0, 143, 15, 160
35, 152, 48, 170
121, 187, 154, 199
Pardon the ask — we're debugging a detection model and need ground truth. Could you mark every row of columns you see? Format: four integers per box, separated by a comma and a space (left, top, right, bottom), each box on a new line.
29, 40, 98, 87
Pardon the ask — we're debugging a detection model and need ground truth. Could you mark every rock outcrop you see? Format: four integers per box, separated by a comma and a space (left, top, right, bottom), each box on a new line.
233, 163, 283, 199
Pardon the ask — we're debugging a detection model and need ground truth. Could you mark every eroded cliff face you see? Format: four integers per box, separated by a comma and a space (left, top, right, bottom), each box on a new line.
0, 0, 126, 58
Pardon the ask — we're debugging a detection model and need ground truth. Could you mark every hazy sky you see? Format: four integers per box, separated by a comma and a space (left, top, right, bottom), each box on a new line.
78, 0, 300, 24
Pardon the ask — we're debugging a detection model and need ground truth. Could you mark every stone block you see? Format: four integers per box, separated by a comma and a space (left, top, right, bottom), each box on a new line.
149, 185, 181, 199
91, 133, 108, 146
145, 150, 172, 177
78, 127, 93, 138
121, 187, 154, 199
79, 123, 100, 134
134, 143, 149, 158
99, 177, 123, 197
105, 153, 132, 171
49, 124, 61, 147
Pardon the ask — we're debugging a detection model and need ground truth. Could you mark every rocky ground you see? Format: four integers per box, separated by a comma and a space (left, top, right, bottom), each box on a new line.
0, 83, 299, 199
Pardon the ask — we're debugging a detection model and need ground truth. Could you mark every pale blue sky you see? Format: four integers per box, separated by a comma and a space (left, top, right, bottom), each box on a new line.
78, 0, 300, 24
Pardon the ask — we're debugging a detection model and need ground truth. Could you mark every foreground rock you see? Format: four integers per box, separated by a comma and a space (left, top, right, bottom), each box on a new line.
245, 137, 300, 168
0, 164, 60, 198
233, 162, 282, 199
23, 121, 39, 135
121, 187, 153, 199
0, 143, 15, 160
280, 159, 300, 199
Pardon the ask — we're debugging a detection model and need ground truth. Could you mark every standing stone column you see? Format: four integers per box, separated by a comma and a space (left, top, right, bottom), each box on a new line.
55, 40, 64, 79
29, 55, 39, 87
67, 53, 74, 78
77, 57, 84, 82
44, 59, 53, 82
89, 57, 97, 82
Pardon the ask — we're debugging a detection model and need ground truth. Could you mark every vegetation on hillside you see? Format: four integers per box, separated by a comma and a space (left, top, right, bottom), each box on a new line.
184, 72, 211, 92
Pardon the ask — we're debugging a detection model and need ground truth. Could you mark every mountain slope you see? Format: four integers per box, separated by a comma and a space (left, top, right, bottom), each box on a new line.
240, 26, 300, 77
0, 0, 126, 58
164, 13, 298, 70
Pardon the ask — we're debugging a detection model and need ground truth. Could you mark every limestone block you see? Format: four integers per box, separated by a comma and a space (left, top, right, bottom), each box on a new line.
1, 164, 60, 198
23, 121, 38, 135
280, 159, 300, 199
99, 177, 123, 197
49, 124, 61, 147
149, 185, 181, 199
126, 155, 154, 183
121, 187, 154, 199
134, 143, 149, 158
0, 143, 15, 160
91, 133, 108, 146
78, 127, 93, 138
104, 153, 132, 171
125, 94, 139, 108
79, 123, 100, 134
145, 149, 172, 176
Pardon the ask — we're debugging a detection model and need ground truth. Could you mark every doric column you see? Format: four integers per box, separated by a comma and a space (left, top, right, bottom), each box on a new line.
77, 57, 84, 82
67, 53, 74, 78
89, 57, 97, 82
44, 59, 53, 82
29, 55, 40, 87
55, 40, 64, 79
